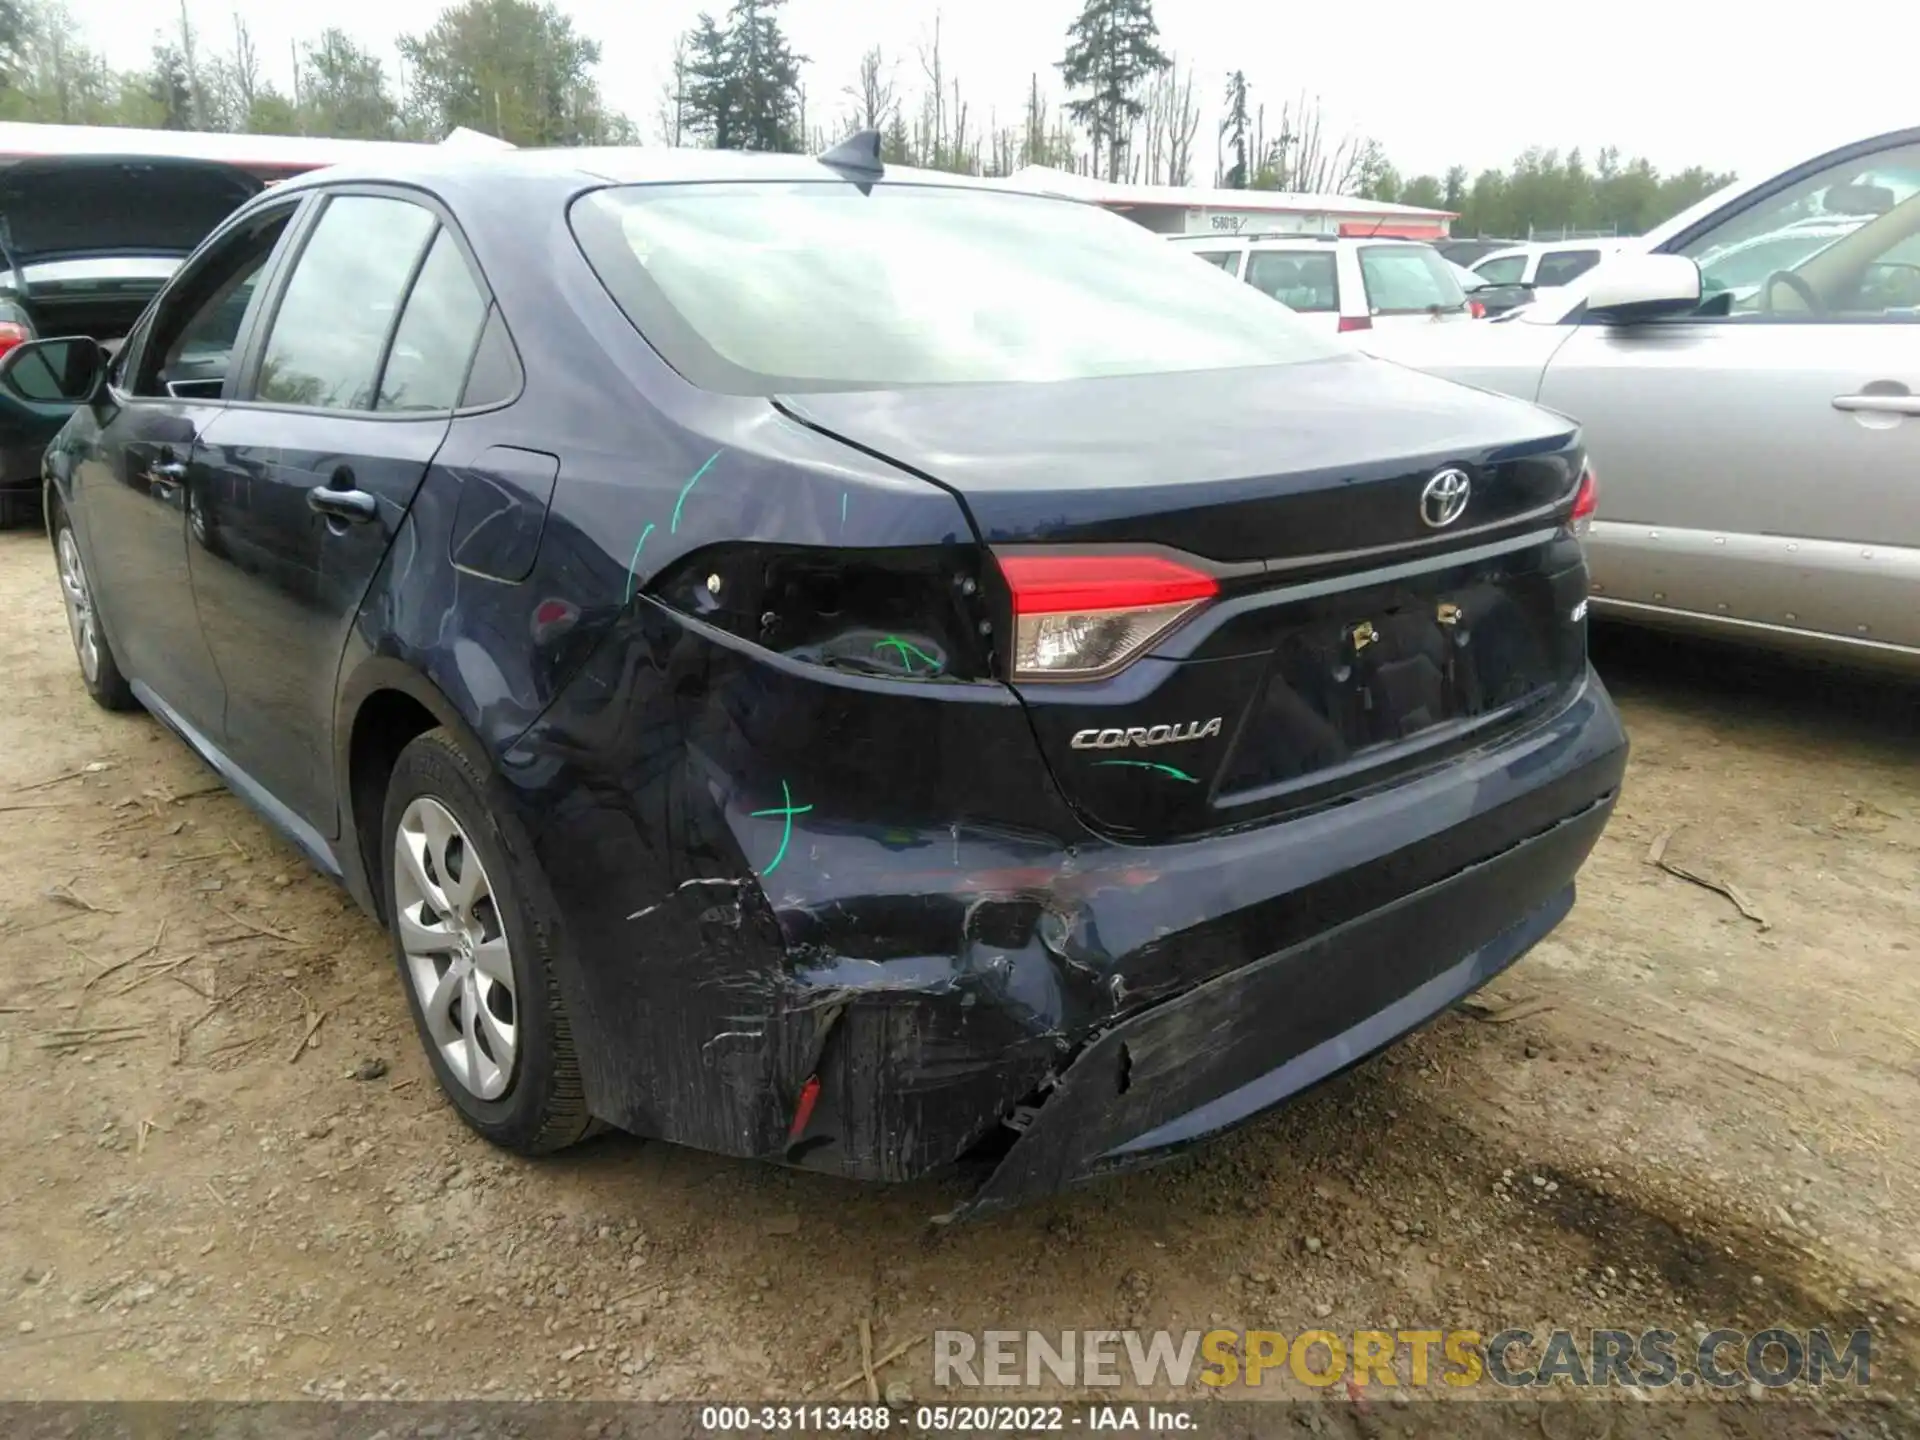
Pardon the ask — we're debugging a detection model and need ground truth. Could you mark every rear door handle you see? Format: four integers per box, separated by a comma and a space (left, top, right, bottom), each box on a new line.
1832, 392, 1920, 415
308, 485, 379, 524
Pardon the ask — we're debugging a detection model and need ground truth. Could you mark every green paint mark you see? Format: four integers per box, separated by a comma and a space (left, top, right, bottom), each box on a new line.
873, 636, 943, 674
749, 780, 814, 878
670, 451, 722, 534
622, 522, 656, 605
1093, 759, 1199, 784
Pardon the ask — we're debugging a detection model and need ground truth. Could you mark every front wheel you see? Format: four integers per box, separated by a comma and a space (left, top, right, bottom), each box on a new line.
52, 510, 137, 712
381, 728, 596, 1154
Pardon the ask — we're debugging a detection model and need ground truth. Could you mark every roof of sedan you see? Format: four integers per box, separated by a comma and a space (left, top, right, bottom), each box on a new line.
269, 145, 1054, 200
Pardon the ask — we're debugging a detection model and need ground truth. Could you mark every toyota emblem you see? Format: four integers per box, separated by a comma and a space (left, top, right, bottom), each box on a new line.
1419, 467, 1472, 529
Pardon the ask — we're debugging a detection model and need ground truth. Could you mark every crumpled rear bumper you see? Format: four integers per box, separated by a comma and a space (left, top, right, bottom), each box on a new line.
960, 791, 1610, 1214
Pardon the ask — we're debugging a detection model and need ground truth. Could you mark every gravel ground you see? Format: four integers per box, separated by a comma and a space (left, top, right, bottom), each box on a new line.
0, 527, 1915, 1414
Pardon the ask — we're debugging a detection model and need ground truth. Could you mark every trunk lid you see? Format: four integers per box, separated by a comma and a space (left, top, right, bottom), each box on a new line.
783, 355, 1592, 843
776, 353, 1577, 565
0, 155, 262, 267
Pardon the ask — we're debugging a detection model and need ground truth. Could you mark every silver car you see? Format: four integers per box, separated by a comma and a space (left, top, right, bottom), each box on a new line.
1364, 125, 1920, 673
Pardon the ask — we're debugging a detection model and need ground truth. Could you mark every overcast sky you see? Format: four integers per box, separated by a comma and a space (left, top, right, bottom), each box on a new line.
81, 0, 1918, 182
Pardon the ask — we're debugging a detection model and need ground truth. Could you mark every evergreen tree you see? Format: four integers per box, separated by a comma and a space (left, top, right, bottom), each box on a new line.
682, 12, 735, 148
1058, 0, 1169, 182
1219, 69, 1249, 189
724, 0, 803, 152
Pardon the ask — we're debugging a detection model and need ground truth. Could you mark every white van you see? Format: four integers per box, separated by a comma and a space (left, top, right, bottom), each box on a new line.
1167, 233, 1475, 336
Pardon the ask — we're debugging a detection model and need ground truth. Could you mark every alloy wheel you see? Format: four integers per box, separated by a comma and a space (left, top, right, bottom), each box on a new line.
57, 527, 100, 684
392, 796, 518, 1100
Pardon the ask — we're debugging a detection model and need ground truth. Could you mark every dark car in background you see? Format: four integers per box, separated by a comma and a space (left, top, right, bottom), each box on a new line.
0, 154, 259, 523
13, 142, 1626, 1210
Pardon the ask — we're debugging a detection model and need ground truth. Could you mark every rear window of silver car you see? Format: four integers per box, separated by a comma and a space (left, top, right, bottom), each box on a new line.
571, 181, 1342, 394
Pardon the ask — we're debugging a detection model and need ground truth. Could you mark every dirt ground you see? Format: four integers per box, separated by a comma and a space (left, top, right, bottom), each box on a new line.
1, 524, 1916, 1411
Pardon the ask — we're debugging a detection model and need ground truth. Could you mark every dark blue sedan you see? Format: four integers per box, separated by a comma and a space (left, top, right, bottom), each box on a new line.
8, 139, 1625, 1211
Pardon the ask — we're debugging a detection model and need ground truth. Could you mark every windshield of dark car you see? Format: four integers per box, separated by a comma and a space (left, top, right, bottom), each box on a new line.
570, 181, 1342, 392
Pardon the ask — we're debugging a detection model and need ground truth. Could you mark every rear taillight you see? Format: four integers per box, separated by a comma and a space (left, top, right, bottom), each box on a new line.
1467, 298, 1487, 319
1337, 314, 1372, 333
997, 552, 1218, 681
0, 322, 29, 358
1570, 460, 1598, 538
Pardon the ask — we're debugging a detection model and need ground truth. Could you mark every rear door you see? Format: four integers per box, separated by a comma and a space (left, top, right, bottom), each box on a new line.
189, 189, 492, 837
1540, 132, 1920, 655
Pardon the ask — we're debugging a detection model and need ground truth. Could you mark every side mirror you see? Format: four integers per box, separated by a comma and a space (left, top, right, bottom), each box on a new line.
1583, 254, 1702, 324
0, 336, 106, 406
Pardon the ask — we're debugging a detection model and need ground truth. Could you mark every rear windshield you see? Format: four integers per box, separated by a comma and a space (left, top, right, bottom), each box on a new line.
1358, 245, 1467, 314
571, 182, 1341, 393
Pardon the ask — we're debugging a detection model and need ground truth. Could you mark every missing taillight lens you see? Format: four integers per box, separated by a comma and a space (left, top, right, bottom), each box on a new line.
997, 552, 1218, 681
1570, 460, 1598, 538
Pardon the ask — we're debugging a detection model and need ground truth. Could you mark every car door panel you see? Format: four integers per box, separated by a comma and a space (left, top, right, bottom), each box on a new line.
1542, 320, 1920, 654
190, 409, 450, 833
69, 396, 228, 734
186, 189, 488, 838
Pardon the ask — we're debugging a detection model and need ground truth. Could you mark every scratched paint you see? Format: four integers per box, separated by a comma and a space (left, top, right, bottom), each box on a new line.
1092, 759, 1199, 784
749, 780, 814, 878
622, 522, 657, 605
873, 636, 944, 675
670, 451, 722, 534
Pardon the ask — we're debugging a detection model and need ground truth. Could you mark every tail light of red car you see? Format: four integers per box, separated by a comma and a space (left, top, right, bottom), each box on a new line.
0, 321, 30, 359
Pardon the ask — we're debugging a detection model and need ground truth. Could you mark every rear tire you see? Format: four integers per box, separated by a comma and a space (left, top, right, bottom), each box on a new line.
51, 507, 138, 712
381, 727, 596, 1155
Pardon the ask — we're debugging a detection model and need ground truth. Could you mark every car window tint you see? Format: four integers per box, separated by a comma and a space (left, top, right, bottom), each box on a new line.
377, 229, 487, 412
1245, 250, 1338, 312
1676, 139, 1920, 321
460, 307, 524, 408
1358, 245, 1467, 313
1472, 255, 1526, 284
133, 209, 292, 399
571, 182, 1342, 394
1535, 249, 1601, 287
255, 195, 435, 410
1191, 251, 1240, 273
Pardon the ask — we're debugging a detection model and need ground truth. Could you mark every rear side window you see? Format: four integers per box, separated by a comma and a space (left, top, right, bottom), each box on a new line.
377, 229, 488, 412
1472, 254, 1526, 285
460, 308, 524, 408
1535, 249, 1602, 286
571, 181, 1341, 394
254, 195, 435, 410
1246, 250, 1338, 312
1358, 245, 1467, 314
1191, 250, 1240, 273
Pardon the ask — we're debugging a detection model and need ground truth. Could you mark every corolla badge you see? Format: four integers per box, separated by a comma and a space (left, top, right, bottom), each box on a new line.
1420, 467, 1472, 529
1071, 718, 1223, 750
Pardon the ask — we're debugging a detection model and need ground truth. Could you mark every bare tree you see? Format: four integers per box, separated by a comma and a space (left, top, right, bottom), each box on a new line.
916, 13, 945, 168
842, 44, 895, 136
1259, 91, 1370, 194
655, 31, 687, 146
1136, 59, 1196, 184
